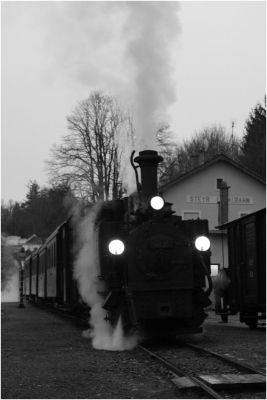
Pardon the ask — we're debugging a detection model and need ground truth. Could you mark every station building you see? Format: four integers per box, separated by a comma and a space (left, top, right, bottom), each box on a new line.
160, 154, 266, 277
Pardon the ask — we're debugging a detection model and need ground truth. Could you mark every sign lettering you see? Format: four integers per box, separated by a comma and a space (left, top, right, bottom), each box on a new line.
186, 195, 253, 204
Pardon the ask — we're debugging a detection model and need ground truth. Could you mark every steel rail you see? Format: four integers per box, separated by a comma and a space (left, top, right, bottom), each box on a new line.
185, 343, 266, 376
138, 345, 223, 399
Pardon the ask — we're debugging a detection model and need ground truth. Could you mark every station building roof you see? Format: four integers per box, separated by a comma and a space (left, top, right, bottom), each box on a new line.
160, 154, 265, 193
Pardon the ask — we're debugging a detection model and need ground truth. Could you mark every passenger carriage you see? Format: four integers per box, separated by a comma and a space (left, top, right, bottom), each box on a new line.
38, 245, 47, 299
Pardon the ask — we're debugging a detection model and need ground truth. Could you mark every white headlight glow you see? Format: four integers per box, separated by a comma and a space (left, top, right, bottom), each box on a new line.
195, 236, 211, 251
150, 196, 165, 210
108, 239, 125, 255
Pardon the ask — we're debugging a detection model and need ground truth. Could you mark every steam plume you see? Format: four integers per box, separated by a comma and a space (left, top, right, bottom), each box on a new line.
39, 2, 180, 152
124, 2, 180, 150
1, 272, 19, 302
1, 237, 20, 302
73, 202, 138, 351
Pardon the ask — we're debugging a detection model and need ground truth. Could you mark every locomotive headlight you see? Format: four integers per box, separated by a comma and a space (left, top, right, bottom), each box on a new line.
108, 239, 125, 255
150, 196, 165, 210
195, 236, 211, 252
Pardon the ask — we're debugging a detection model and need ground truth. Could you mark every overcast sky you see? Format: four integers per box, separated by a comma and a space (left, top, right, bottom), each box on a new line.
2, 1, 266, 203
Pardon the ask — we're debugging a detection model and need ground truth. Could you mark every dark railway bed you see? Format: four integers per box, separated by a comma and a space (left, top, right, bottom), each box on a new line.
2, 302, 265, 399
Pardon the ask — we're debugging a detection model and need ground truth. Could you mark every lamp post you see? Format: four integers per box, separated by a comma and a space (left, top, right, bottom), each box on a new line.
18, 248, 26, 308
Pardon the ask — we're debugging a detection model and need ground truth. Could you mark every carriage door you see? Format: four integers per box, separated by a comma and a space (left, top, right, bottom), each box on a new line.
242, 217, 258, 304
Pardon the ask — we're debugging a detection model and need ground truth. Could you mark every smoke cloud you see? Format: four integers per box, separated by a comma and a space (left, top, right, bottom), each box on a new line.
1, 271, 19, 302
4, 2, 180, 200
16, 2, 180, 152
50, 1, 180, 152
73, 203, 138, 351
1, 237, 20, 301
117, 2, 181, 191
124, 2, 180, 150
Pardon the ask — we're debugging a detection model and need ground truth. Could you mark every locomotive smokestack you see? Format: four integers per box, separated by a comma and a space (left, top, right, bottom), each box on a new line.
134, 150, 163, 199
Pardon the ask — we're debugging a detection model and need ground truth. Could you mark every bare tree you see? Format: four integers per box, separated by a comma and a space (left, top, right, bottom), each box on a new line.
156, 123, 178, 175
47, 92, 133, 202
159, 125, 241, 184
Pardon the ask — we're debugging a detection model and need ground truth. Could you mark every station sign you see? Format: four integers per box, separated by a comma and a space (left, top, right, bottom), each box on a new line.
186, 195, 253, 204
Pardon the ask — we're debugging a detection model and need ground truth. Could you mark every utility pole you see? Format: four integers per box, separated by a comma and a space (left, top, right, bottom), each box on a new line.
231, 121, 235, 137
231, 121, 235, 155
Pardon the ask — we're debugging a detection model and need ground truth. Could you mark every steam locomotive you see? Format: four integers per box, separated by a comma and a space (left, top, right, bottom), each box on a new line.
24, 150, 212, 336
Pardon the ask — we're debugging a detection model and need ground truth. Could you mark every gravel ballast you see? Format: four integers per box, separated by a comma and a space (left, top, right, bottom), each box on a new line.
1, 303, 178, 399
1, 303, 265, 399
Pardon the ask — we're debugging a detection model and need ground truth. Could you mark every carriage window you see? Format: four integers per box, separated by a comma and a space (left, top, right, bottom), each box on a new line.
182, 211, 201, 220
211, 264, 219, 276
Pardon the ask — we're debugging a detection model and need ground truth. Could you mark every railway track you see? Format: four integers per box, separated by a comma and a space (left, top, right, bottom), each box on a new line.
138, 343, 266, 399
30, 301, 265, 398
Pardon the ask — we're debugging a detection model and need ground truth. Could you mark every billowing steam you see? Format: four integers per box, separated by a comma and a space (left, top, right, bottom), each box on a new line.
1, 237, 20, 302
1, 272, 19, 302
116, 2, 181, 193
7, 3, 180, 194
73, 203, 138, 351
20, 2, 180, 154
124, 2, 180, 150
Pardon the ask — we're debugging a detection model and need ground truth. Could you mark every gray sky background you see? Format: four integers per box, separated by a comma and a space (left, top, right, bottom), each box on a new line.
2, 1, 266, 203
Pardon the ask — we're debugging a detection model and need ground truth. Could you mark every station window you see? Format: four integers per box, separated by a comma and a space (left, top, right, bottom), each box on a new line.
182, 211, 201, 220
210, 264, 220, 277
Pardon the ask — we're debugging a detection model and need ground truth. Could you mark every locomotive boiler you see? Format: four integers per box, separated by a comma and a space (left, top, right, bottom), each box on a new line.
96, 150, 212, 336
